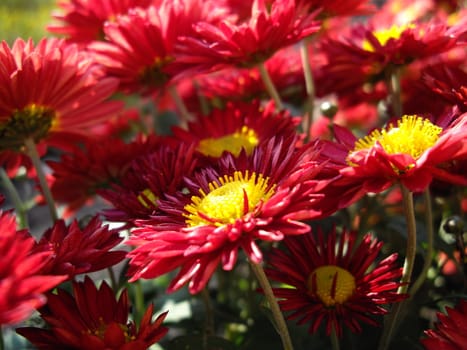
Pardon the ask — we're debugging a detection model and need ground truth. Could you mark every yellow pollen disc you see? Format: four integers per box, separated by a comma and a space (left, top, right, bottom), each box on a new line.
351, 115, 442, 160
197, 126, 259, 158
137, 188, 158, 208
184, 171, 275, 227
363, 23, 415, 51
307, 265, 356, 307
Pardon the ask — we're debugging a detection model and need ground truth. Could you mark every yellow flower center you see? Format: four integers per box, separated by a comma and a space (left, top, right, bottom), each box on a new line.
363, 24, 415, 51
197, 126, 259, 158
137, 188, 158, 209
184, 171, 275, 227
351, 115, 442, 160
307, 265, 356, 307
0, 104, 55, 150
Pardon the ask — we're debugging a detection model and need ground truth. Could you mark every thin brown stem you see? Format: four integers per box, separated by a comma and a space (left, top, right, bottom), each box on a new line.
300, 37, 316, 142
168, 84, 191, 129
258, 62, 284, 110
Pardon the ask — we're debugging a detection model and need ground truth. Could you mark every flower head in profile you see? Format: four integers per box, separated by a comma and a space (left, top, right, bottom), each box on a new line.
171, 100, 301, 159
265, 227, 406, 337
0, 208, 66, 325
126, 136, 326, 294
176, 0, 320, 72
421, 299, 467, 350
0, 38, 122, 151
319, 112, 467, 210
32, 216, 126, 279
17, 276, 168, 350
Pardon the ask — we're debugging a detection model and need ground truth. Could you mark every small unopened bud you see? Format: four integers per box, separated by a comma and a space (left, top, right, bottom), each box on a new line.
443, 216, 465, 236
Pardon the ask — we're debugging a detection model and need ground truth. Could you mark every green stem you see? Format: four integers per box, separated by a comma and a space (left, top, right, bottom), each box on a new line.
387, 66, 402, 118
0, 167, 28, 229
0, 327, 4, 350
133, 281, 145, 326
378, 186, 417, 350
409, 188, 434, 298
23, 138, 58, 222
250, 261, 294, 350
330, 325, 340, 350
300, 37, 316, 142
193, 79, 210, 116
258, 62, 284, 110
107, 267, 117, 291
168, 84, 191, 128
200, 288, 215, 336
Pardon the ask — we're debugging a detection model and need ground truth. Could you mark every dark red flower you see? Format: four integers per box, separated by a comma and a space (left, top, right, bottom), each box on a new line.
47, 0, 155, 44
421, 299, 467, 350
126, 136, 327, 294
0, 38, 122, 151
32, 216, 126, 279
17, 276, 168, 350
0, 210, 65, 325
265, 227, 406, 337
176, 0, 320, 72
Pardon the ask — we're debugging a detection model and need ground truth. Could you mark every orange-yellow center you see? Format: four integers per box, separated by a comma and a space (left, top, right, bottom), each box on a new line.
363, 24, 415, 51
197, 126, 259, 158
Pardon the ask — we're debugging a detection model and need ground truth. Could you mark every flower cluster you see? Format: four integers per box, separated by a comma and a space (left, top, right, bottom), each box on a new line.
0, 0, 466, 349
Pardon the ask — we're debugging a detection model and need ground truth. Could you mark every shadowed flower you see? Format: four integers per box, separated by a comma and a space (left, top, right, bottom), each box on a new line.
32, 216, 126, 279
17, 276, 169, 350
47, 0, 154, 44
0, 38, 122, 151
126, 136, 327, 294
265, 227, 406, 337
421, 299, 467, 350
48, 134, 162, 215
0, 208, 66, 325
176, 0, 320, 72
319, 111, 467, 210
171, 100, 301, 159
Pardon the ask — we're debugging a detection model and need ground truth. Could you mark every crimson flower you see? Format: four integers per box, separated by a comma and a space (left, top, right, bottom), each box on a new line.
0, 38, 122, 151
126, 136, 327, 294
99, 142, 199, 224
48, 134, 162, 215
47, 0, 154, 44
421, 299, 467, 350
32, 216, 126, 279
265, 227, 406, 337
0, 209, 65, 325
17, 276, 168, 350
298, 0, 375, 18
171, 100, 301, 159
319, 112, 467, 210
176, 0, 320, 72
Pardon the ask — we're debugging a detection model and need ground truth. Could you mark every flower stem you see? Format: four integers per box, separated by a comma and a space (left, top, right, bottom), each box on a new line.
378, 186, 417, 350
200, 288, 215, 336
258, 62, 284, 110
409, 188, 434, 298
330, 325, 340, 350
168, 84, 191, 129
23, 138, 58, 222
300, 37, 316, 142
132, 280, 145, 325
249, 261, 294, 350
0, 167, 28, 229
387, 66, 402, 118
107, 267, 117, 291
0, 327, 4, 350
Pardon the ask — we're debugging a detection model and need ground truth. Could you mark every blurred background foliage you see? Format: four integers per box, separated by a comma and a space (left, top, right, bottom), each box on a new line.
0, 0, 55, 45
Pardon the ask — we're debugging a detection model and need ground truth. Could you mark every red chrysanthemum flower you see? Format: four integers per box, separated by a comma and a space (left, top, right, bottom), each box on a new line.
90, 1, 228, 94
0, 209, 66, 325
126, 136, 327, 294
99, 142, 198, 224
318, 18, 461, 96
265, 227, 406, 337
48, 134, 162, 215
171, 100, 301, 159
47, 0, 154, 44
319, 111, 467, 210
421, 299, 467, 350
422, 64, 467, 113
298, 0, 375, 18
0, 38, 122, 151
176, 0, 320, 72
17, 276, 169, 350
31, 216, 126, 279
